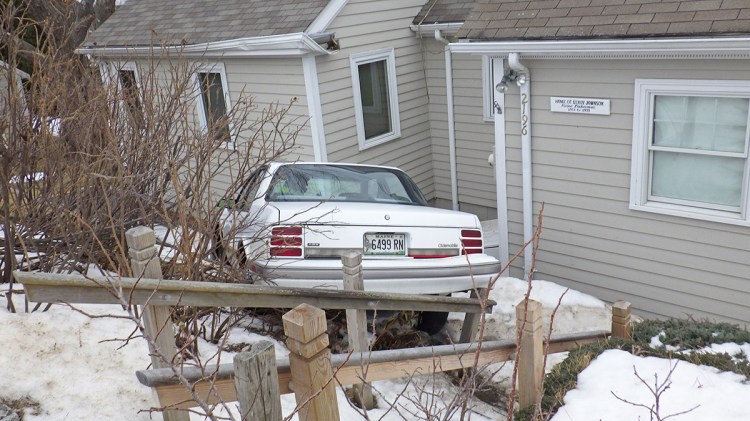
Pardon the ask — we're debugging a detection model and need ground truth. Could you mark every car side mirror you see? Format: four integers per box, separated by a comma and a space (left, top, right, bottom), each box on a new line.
217, 198, 236, 208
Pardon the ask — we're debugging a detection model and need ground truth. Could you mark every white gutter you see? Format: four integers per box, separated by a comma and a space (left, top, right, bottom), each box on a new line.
507, 53, 533, 278
410, 23, 464, 38
449, 37, 750, 59
76, 32, 331, 58
302, 55, 328, 162
434, 30, 459, 211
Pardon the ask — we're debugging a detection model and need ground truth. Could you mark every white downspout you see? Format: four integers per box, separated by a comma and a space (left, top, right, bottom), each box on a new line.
435, 30, 459, 210
508, 52, 533, 278
302, 55, 328, 162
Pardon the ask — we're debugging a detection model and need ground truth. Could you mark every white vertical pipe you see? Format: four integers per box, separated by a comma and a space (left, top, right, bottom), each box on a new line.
508, 53, 533, 278
436, 30, 459, 211
302, 55, 328, 162
491, 57, 509, 269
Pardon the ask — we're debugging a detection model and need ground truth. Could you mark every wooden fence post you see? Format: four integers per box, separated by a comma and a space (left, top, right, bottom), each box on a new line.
233, 341, 282, 421
125, 226, 188, 421
283, 304, 340, 421
516, 298, 543, 411
341, 252, 375, 410
611, 300, 632, 339
459, 288, 488, 343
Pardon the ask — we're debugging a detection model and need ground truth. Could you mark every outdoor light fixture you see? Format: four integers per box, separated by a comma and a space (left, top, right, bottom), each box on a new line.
495, 69, 528, 93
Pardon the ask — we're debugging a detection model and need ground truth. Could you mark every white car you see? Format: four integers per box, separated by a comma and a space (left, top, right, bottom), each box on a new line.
215, 162, 500, 329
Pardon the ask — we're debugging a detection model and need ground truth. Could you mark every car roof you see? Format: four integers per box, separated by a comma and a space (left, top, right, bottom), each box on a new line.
268, 162, 403, 172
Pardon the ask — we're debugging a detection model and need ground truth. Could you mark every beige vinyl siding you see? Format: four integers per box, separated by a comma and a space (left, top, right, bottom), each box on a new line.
203, 58, 313, 194
457, 58, 750, 326
113, 58, 313, 198
317, 0, 434, 198
223, 58, 313, 162
421, 42, 499, 218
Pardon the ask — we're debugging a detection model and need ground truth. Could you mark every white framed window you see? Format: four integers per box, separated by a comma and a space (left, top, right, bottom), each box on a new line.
100, 62, 143, 128
630, 79, 750, 225
193, 63, 233, 148
350, 48, 400, 150
116, 63, 143, 124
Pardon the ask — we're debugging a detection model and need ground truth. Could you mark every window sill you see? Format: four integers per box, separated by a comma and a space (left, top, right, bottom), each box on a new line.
358, 132, 401, 151
629, 201, 750, 227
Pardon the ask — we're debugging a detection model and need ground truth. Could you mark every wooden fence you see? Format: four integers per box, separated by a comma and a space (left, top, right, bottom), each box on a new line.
14, 226, 632, 420
136, 301, 629, 420
14, 226, 497, 421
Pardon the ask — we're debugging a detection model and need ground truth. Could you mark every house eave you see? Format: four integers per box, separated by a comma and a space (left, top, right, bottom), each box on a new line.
449, 36, 750, 59
410, 23, 463, 38
76, 32, 332, 58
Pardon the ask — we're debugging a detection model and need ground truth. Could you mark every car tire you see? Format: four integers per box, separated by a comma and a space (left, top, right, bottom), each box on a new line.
212, 225, 248, 268
212, 225, 227, 260
416, 311, 449, 335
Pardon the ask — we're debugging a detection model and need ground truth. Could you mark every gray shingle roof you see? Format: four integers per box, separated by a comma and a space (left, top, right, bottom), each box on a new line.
413, 0, 477, 25
458, 0, 750, 40
84, 0, 328, 47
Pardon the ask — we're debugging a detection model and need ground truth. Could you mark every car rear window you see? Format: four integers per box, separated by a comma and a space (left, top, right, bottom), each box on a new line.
267, 164, 428, 206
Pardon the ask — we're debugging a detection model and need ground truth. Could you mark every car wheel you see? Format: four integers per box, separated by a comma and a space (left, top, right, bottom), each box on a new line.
212, 225, 248, 268
212, 225, 227, 260
416, 311, 449, 335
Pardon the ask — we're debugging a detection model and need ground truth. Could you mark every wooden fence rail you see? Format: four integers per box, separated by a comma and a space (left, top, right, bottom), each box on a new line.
14, 271, 494, 314
136, 326, 614, 410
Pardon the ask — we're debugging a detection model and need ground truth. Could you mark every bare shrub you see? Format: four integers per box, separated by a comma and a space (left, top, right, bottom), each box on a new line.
1, 1, 303, 299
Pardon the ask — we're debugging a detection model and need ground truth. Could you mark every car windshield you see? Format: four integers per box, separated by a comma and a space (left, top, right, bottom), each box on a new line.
266, 164, 428, 206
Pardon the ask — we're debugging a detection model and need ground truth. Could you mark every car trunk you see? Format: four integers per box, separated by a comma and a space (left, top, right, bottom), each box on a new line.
269, 202, 483, 259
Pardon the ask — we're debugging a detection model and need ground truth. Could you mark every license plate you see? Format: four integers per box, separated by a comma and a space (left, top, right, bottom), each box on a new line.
364, 233, 406, 255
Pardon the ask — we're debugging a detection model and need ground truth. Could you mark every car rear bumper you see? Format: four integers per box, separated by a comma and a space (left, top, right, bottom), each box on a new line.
252, 254, 501, 294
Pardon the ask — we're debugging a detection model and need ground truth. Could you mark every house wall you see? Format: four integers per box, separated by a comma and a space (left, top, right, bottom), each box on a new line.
223, 57, 314, 162
101, 57, 314, 198
438, 57, 750, 327
213, 57, 314, 194
420, 40, 499, 220
317, 0, 435, 199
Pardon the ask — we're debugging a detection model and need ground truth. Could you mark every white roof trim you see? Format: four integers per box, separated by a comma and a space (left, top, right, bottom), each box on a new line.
307, 0, 348, 33
410, 23, 463, 37
77, 33, 331, 58
449, 37, 750, 59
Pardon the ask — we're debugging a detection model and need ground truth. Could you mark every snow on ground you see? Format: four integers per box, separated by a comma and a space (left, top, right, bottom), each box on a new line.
2, 278, 748, 420
0, 291, 154, 420
447, 277, 609, 341
551, 349, 750, 421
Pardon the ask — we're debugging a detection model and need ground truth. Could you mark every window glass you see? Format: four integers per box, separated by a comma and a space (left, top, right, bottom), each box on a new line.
198, 72, 230, 141
651, 152, 744, 207
266, 164, 427, 205
649, 95, 749, 209
358, 60, 392, 139
118, 70, 140, 109
653, 96, 747, 153
350, 49, 400, 148
118, 69, 143, 125
235, 166, 267, 210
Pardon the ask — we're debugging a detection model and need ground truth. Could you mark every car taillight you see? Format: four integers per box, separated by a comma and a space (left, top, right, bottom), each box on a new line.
460, 229, 483, 255
270, 226, 303, 257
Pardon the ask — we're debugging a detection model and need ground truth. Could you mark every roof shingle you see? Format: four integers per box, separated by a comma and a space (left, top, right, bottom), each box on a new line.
413, 0, 478, 25
85, 0, 328, 47
457, 0, 750, 40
